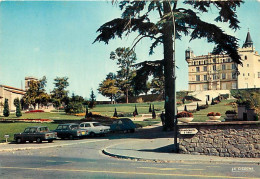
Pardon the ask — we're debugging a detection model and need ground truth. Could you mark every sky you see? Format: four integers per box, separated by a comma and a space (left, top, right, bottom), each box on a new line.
0, 1, 259, 101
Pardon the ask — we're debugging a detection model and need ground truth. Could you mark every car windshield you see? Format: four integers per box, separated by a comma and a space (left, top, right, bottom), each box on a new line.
71, 125, 79, 129
93, 123, 102, 127
24, 128, 30, 133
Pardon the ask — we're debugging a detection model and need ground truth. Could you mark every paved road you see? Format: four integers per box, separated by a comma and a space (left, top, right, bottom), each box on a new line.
0, 129, 259, 179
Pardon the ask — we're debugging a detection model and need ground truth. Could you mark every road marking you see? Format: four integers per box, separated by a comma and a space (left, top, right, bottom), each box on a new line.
0, 166, 258, 179
138, 167, 204, 171
0, 139, 108, 152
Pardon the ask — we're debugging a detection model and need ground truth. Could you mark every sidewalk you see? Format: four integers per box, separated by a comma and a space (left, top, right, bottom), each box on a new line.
103, 125, 260, 165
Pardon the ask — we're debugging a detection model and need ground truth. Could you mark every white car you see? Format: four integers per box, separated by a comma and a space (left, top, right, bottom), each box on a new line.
79, 122, 110, 137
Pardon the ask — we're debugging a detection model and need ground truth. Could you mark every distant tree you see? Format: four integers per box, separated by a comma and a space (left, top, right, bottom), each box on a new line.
16, 100, 22, 117
134, 104, 138, 115
110, 47, 137, 103
150, 76, 164, 95
85, 106, 89, 118
184, 105, 188, 112
152, 105, 156, 119
113, 108, 118, 117
3, 99, 9, 117
64, 93, 85, 114
149, 104, 152, 113
13, 98, 19, 108
211, 98, 215, 105
22, 76, 50, 109
51, 77, 69, 108
88, 89, 96, 109
98, 73, 121, 104
196, 102, 200, 111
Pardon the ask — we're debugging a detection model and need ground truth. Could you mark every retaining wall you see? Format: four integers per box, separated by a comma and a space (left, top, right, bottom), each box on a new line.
178, 121, 260, 158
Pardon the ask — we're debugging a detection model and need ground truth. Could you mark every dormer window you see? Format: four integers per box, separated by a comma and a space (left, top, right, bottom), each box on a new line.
245, 55, 247, 60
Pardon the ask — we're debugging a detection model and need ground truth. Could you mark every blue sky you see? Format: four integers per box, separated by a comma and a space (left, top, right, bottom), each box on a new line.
0, 1, 259, 100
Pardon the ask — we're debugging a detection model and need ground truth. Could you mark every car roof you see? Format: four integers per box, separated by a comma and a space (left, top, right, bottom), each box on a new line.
58, 123, 79, 126
80, 122, 99, 124
26, 126, 47, 128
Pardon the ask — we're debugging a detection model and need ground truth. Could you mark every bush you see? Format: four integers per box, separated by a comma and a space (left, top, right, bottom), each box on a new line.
3, 99, 10, 117
225, 110, 237, 114
25, 110, 44, 113
207, 112, 221, 116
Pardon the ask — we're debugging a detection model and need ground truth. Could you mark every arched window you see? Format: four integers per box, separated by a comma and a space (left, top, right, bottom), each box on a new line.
245, 56, 247, 60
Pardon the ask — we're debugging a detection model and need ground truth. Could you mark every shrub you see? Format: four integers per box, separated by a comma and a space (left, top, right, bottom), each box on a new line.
225, 110, 237, 114
177, 111, 193, 118
3, 99, 10, 117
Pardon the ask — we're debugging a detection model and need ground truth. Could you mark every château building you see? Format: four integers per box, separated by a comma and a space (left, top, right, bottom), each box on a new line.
185, 31, 260, 91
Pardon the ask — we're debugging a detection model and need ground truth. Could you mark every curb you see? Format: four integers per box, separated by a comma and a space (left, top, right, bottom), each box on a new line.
102, 148, 260, 165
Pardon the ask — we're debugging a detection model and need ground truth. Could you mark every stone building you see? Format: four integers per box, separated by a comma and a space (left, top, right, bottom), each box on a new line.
0, 85, 25, 112
185, 31, 260, 91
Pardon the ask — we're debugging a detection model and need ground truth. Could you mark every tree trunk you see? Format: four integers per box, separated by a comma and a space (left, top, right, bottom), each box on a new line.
162, 2, 175, 130
111, 95, 113, 104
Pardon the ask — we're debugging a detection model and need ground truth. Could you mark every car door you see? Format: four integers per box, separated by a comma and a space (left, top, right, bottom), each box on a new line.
63, 125, 70, 137
55, 125, 63, 138
22, 128, 31, 141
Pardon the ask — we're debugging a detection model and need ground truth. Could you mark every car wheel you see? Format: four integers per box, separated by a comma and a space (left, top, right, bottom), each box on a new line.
69, 135, 74, 140
36, 138, 42, 143
48, 139, 53, 143
89, 132, 95, 137
16, 138, 23, 144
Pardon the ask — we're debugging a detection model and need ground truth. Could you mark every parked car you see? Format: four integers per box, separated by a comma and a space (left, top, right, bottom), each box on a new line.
110, 118, 136, 133
79, 122, 110, 137
14, 126, 57, 143
53, 123, 88, 139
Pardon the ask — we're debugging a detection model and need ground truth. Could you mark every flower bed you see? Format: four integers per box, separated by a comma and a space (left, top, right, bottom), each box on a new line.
0, 118, 53, 123
25, 110, 45, 113
207, 112, 221, 116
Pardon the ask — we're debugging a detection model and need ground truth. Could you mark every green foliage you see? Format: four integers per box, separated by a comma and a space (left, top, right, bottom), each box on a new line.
88, 89, 96, 109
51, 77, 69, 108
110, 47, 137, 103
64, 93, 85, 114
98, 73, 121, 103
16, 100, 22, 117
22, 76, 50, 109
3, 99, 9, 117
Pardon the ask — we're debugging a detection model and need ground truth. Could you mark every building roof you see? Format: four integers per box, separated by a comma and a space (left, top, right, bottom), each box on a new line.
1, 85, 25, 92
243, 31, 253, 48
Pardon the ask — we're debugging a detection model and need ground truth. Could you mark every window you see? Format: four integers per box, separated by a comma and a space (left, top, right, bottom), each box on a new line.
213, 58, 216, 63
213, 65, 216, 71
243, 73, 245, 76
222, 64, 226, 70
232, 64, 236, 69
203, 66, 207, 71
247, 64, 249, 67
222, 73, 226, 79
258, 72, 260, 78
248, 73, 250, 76
232, 72, 237, 79
228, 58, 231, 62
196, 67, 200, 72
245, 55, 247, 60
204, 75, 207, 81
196, 75, 200, 81
193, 62, 196, 65
232, 83, 237, 89
213, 74, 217, 80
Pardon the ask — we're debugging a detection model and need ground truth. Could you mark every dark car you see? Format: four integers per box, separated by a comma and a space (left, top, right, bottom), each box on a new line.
53, 123, 87, 139
110, 118, 136, 133
14, 126, 57, 143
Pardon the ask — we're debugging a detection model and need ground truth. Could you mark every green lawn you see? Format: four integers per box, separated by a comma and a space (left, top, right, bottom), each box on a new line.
192, 99, 235, 122
0, 123, 58, 143
0, 99, 236, 143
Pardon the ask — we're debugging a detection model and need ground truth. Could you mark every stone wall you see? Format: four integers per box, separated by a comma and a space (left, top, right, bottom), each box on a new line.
178, 121, 260, 158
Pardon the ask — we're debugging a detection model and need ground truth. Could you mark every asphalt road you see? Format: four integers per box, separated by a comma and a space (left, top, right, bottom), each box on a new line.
0, 130, 259, 179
